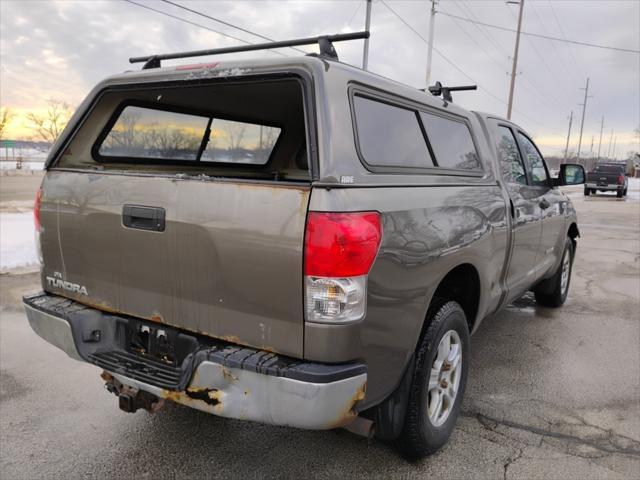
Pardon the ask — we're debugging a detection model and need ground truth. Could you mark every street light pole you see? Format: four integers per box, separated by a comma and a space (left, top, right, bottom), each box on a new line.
425, 0, 437, 87
362, 0, 372, 70
506, 0, 524, 120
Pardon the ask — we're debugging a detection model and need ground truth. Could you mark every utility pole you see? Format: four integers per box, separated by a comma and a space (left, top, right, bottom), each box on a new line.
590, 136, 594, 154
362, 0, 372, 70
506, 0, 524, 120
576, 77, 592, 164
425, 0, 437, 87
563, 111, 573, 160
612, 136, 617, 159
596, 116, 604, 160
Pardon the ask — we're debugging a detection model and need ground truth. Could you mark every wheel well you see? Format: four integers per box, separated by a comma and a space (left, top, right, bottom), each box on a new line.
568, 222, 579, 240
430, 264, 480, 331
568, 222, 579, 250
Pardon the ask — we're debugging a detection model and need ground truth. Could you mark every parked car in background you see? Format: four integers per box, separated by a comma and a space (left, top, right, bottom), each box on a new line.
23, 34, 586, 459
585, 162, 628, 197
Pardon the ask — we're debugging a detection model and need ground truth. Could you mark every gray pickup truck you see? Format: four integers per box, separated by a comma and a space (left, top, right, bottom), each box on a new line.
23, 34, 585, 458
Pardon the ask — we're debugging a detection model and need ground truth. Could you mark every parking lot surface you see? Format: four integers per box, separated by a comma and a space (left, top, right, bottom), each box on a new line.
1, 178, 639, 479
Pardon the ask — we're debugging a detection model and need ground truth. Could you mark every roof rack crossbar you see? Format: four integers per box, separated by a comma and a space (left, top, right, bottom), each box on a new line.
130, 31, 370, 69
426, 81, 477, 103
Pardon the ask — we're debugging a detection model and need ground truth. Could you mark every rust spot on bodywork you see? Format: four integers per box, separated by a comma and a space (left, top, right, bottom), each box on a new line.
149, 313, 164, 323
329, 382, 367, 429
185, 387, 221, 406
161, 387, 222, 408
220, 335, 241, 344
221, 366, 238, 383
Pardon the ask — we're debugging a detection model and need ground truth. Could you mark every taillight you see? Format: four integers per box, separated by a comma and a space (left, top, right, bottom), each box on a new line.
34, 187, 42, 232
34, 186, 43, 264
617, 175, 625, 185
304, 212, 382, 323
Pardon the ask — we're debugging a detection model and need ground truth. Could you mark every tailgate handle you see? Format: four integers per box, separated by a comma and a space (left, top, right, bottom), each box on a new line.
122, 205, 165, 232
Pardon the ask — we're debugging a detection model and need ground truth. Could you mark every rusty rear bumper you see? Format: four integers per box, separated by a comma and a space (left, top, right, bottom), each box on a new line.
23, 292, 367, 430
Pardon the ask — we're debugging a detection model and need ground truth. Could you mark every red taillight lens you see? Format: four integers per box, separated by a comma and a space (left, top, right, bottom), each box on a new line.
618, 175, 625, 185
304, 212, 382, 277
34, 187, 42, 232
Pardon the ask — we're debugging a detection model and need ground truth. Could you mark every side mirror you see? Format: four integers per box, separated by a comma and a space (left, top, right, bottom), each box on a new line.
557, 164, 585, 186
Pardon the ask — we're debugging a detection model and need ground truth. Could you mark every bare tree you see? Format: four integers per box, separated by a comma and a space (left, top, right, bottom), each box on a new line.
225, 123, 247, 156
0, 107, 14, 141
104, 110, 142, 148
26, 99, 74, 143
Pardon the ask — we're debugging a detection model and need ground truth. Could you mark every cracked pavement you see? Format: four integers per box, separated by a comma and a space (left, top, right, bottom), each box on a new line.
1, 178, 639, 479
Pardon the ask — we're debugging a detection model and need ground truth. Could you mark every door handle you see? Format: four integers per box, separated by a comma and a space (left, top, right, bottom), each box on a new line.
539, 198, 551, 210
123, 205, 166, 232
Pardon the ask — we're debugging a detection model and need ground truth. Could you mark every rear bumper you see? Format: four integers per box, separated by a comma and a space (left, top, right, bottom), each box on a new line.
585, 183, 622, 191
23, 292, 367, 430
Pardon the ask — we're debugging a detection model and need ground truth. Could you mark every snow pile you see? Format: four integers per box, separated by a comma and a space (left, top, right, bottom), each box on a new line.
0, 212, 39, 272
627, 177, 640, 201
0, 161, 45, 170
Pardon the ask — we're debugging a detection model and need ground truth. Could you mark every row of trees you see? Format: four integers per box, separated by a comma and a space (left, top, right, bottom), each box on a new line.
0, 99, 74, 143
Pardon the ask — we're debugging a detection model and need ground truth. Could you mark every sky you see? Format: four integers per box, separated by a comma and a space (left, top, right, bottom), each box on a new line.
1, 0, 639, 158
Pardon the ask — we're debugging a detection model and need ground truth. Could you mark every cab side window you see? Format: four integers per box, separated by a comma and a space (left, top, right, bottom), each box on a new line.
497, 126, 527, 185
517, 132, 549, 187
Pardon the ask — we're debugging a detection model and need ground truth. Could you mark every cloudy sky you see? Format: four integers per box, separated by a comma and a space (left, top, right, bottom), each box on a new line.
1, 0, 639, 157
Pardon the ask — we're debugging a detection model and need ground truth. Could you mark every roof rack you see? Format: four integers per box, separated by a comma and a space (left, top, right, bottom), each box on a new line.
426, 81, 477, 104
130, 31, 370, 70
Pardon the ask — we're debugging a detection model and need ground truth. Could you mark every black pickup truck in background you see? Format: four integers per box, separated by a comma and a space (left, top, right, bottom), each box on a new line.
585, 162, 628, 197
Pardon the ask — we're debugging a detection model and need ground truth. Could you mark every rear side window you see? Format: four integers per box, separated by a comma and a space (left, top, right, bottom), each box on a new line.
496, 126, 527, 185
99, 107, 207, 161
353, 95, 433, 169
98, 105, 281, 165
419, 112, 480, 170
517, 132, 549, 187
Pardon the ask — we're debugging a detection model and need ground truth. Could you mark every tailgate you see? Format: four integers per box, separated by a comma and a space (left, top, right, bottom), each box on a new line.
587, 172, 617, 185
38, 74, 313, 357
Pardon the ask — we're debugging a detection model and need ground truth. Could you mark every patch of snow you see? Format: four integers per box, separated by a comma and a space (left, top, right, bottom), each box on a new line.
0, 161, 45, 170
0, 212, 39, 272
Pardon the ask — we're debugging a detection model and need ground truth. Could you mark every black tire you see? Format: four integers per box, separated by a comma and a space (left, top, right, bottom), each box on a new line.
583, 187, 590, 196
617, 189, 623, 198
395, 300, 470, 459
623, 188, 628, 196
534, 238, 574, 307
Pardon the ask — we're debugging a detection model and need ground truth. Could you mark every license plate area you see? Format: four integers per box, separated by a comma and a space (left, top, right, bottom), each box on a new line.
125, 320, 198, 367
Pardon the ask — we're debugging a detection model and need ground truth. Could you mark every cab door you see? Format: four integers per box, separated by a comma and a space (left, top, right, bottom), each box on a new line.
492, 123, 543, 302
516, 131, 567, 281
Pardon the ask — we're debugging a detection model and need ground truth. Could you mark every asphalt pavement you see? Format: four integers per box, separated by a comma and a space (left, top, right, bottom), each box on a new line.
0, 178, 638, 479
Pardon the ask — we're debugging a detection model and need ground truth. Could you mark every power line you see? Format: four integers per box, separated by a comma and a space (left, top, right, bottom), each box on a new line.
160, 0, 307, 54
122, 0, 287, 57
379, 0, 556, 131
504, 3, 575, 104
440, 4, 569, 113
452, 2, 569, 110
547, 0, 586, 80
438, 11, 640, 54
347, 0, 364, 27
528, 1, 582, 87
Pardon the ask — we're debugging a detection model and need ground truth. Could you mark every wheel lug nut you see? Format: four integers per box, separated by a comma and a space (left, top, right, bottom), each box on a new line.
440, 379, 448, 388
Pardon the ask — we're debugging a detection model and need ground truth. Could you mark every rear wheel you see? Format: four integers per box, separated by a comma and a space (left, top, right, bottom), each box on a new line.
583, 187, 590, 196
623, 188, 628, 196
395, 301, 469, 459
534, 238, 574, 307
617, 189, 623, 198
